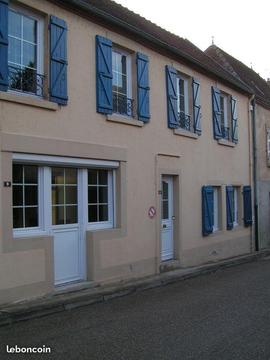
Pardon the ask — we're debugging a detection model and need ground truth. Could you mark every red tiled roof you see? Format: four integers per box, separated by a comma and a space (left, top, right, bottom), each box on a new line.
51, 0, 252, 95
205, 45, 270, 110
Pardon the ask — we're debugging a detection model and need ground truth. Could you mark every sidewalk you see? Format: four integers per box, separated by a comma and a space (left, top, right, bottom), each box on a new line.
1, 249, 270, 327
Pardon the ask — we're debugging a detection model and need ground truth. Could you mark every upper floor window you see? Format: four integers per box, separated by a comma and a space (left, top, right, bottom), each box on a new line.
212, 87, 238, 144
176, 75, 191, 131
112, 48, 133, 117
166, 66, 201, 135
8, 6, 44, 97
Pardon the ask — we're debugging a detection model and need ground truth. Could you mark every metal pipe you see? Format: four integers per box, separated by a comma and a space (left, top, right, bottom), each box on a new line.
251, 97, 259, 251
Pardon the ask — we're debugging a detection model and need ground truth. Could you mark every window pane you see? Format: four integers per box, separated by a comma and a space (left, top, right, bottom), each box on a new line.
25, 185, 38, 206
65, 168, 77, 184
13, 164, 23, 183
162, 200, 169, 220
8, 37, 21, 64
99, 170, 108, 185
13, 208, 23, 228
52, 186, 64, 205
25, 207, 38, 227
23, 16, 36, 43
99, 187, 108, 203
8, 11, 21, 38
52, 168, 64, 184
121, 55, 127, 75
13, 185, 23, 206
88, 170, 97, 185
66, 186, 77, 205
99, 205, 108, 222
24, 165, 38, 184
52, 206, 64, 225
179, 79, 184, 94
88, 205, 98, 223
23, 42, 36, 68
88, 186, 97, 204
66, 206, 77, 224
162, 181, 168, 200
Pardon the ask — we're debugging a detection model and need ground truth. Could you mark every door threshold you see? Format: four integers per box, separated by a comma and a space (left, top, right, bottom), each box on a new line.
54, 280, 98, 296
160, 259, 183, 273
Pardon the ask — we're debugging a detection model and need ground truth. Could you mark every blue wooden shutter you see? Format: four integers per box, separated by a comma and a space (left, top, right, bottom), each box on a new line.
212, 87, 222, 139
50, 16, 68, 105
0, 0, 8, 92
243, 186, 252, 226
137, 53, 150, 122
231, 96, 238, 143
202, 186, 214, 236
166, 65, 179, 128
96, 35, 112, 114
226, 186, 234, 230
192, 78, 201, 135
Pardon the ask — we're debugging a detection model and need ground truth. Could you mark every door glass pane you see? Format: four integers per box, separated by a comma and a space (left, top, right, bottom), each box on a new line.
52, 206, 65, 225
66, 206, 77, 224
99, 187, 108, 203
162, 181, 168, 200
51, 168, 78, 225
88, 170, 97, 185
88, 187, 97, 204
13, 164, 23, 183
25, 185, 38, 205
65, 186, 77, 205
162, 200, 169, 220
88, 205, 98, 223
99, 205, 108, 222
13, 186, 23, 206
24, 165, 38, 184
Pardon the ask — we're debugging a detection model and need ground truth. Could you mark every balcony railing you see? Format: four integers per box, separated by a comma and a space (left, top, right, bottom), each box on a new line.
8, 65, 45, 97
221, 125, 230, 141
178, 112, 191, 131
113, 93, 134, 117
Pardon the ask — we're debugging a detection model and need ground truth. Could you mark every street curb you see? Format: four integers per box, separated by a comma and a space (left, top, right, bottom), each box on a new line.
1, 249, 270, 327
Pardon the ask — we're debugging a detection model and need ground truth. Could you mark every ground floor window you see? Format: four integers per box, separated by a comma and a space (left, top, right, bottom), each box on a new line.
12, 162, 115, 235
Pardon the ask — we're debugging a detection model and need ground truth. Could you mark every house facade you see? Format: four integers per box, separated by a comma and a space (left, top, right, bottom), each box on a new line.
0, 0, 253, 305
206, 45, 270, 250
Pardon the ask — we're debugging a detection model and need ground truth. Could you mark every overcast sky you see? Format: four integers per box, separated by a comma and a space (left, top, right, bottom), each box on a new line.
115, 0, 270, 80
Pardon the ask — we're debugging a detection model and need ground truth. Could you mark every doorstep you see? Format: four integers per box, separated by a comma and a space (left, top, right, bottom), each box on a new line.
1, 249, 270, 327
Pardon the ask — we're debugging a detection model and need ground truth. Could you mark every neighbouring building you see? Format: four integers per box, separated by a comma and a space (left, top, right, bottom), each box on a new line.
0, 0, 253, 305
206, 44, 270, 249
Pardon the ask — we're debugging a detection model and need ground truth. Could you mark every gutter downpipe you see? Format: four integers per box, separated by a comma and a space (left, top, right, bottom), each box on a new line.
251, 96, 259, 251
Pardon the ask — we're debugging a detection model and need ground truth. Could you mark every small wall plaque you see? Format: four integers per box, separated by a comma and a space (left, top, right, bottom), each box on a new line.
4, 181, 12, 187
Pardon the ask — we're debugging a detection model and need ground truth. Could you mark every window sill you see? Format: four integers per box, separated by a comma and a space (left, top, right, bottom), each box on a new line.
218, 139, 236, 147
173, 128, 199, 139
107, 114, 144, 127
0, 91, 58, 111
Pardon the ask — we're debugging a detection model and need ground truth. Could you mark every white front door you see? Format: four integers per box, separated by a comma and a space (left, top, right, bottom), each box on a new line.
51, 167, 84, 285
161, 176, 174, 261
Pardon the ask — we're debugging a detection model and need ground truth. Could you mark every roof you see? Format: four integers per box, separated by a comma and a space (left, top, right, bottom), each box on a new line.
50, 0, 252, 95
205, 45, 270, 110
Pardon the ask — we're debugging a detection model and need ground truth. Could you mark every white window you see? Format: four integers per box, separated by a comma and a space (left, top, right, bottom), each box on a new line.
176, 76, 190, 130
213, 187, 219, 232
231, 187, 238, 227
112, 48, 132, 116
88, 169, 114, 229
220, 94, 229, 140
8, 6, 44, 96
12, 164, 40, 230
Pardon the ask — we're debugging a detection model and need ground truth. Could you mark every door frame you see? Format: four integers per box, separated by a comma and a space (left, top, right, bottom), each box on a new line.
161, 175, 174, 261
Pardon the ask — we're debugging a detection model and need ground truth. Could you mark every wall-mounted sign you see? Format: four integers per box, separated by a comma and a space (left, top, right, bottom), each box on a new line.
3, 181, 11, 188
148, 206, 156, 219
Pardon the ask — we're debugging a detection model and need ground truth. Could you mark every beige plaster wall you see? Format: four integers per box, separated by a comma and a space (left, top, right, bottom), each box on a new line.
0, 0, 253, 304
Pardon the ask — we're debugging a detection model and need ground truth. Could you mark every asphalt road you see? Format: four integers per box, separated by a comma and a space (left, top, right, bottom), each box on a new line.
1, 258, 270, 360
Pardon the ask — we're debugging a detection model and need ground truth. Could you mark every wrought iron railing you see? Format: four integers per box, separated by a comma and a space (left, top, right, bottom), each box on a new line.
8, 65, 45, 97
221, 125, 230, 141
113, 93, 134, 117
178, 112, 191, 131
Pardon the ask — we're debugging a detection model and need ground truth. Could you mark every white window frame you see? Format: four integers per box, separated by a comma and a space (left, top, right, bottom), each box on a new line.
176, 75, 189, 116
112, 47, 132, 115
213, 187, 219, 232
12, 154, 118, 238
87, 170, 114, 231
8, 4, 44, 96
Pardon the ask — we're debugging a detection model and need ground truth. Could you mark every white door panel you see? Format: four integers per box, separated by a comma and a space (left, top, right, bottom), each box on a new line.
161, 176, 174, 261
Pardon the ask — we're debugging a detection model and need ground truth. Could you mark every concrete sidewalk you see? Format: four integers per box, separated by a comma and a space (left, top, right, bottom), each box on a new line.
1, 249, 270, 327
